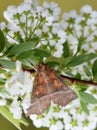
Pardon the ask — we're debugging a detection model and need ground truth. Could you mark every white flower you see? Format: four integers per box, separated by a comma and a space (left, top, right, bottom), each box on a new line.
57, 30, 66, 44
10, 99, 22, 119
5, 61, 33, 97
22, 93, 31, 114
0, 98, 7, 106
90, 11, 97, 18
43, 1, 61, 21
91, 42, 97, 50
5, 81, 23, 97
80, 5, 92, 14
16, 60, 22, 72
0, 22, 6, 30
65, 118, 79, 130
50, 121, 64, 130
53, 43, 63, 58
62, 10, 77, 20
24, 0, 33, 3
24, 0, 38, 7
30, 114, 43, 128
46, 16, 54, 26
60, 20, 68, 30
32, 0, 39, 7
82, 117, 97, 130
17, 3, 32, 13
73, 23, 82, 38
52, 23, 60, 34
67, 34, 78, 45
49, 39, 56, 46
6, 35, 18, 44
41, 116, 50, 127
57, 30, 66, 39
42, 25, 49, 33
8, 22, 19, 31
4, 5, 17, 22
41, 39, 48, 45
86, 86, 97, 98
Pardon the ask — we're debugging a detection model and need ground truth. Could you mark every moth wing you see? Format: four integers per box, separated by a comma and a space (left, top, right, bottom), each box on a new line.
27, 95, 50, 116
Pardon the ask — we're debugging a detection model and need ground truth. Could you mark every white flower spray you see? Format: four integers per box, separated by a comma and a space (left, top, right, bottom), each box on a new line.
29, 87, 97, 130
3, 61, 34, 119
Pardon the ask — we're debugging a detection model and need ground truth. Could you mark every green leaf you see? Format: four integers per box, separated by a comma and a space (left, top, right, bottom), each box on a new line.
83, 65, 92, 77
20, 59, 32, 68
63, 42, 71, 58
16, 50, 34, 60
17, 48, 51, 61
18, 49, 49, 66
75, 37, 85, 55
92, 59, 97, 82
0, 78, 5, 83
0, 30, 5, 52
80, 100, 89, 115
0, 106, 29, 129
79, 91, 97, 104
62, 69, 74, 77
74, 72, 81, 79
20, 59, 33, 68
0, 78, 6, 85
33, 48, 51, 58
0, 106, 22, 130
65, 53, 97, 67
6, 38, 38, 56
0, 87, 9, 96
4, 45, 14, 56
0, 59, 15, 69
21, 56, 41, 67
0, 68, 6, 73
27, 55, 42, 66
75, 83, 88, 91
46, 61, 59, 67
18, 116, 29, 126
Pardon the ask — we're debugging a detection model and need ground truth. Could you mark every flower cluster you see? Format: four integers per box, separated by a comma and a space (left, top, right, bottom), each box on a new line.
30, 86, 97, 130
60, 5, 97, 81
0, 61, 34, 119
60, 5, 97, 54
0, 0, 66, 58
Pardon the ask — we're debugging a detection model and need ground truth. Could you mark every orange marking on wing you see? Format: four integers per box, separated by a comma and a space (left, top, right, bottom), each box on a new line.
38, 85, 44, 95
53, 80, 63, 89
37, 76, 43, 84
44, 78, 49, 84
50, 72, 56, 79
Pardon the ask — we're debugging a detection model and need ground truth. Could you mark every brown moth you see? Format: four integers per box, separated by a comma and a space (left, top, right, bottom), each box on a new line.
27, 63, 77, 116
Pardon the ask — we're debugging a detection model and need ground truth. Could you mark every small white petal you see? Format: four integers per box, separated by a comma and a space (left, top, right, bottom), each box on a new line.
0, 99, 7, 106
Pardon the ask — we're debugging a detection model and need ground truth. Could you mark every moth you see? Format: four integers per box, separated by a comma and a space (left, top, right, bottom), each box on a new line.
27, 63, 77, 116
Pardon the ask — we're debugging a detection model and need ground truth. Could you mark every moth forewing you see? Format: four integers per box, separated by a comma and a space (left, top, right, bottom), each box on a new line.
27, 63, 77, 116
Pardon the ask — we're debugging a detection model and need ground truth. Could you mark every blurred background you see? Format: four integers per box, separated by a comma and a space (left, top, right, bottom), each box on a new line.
0, 0, 97, 130
1, 0, 97, 20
